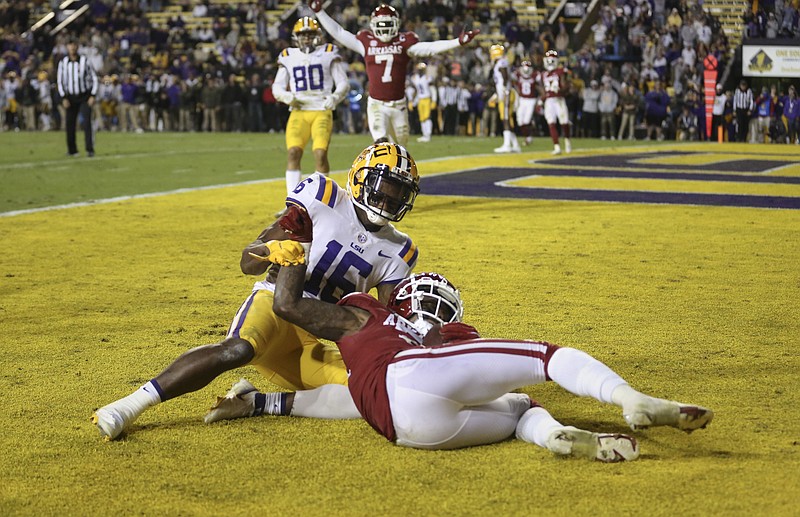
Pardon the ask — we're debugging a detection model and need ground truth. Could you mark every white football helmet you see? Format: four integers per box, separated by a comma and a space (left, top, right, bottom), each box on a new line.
388, 273, 464, 335
292, 17, 321, 53
519, 60, 533, 78
370, 4, 400, 43
346, 142, 419, 226
544, 50, 558, 71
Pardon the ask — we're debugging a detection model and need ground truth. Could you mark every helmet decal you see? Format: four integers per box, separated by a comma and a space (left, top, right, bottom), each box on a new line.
293, 16, 322, 53
388, 273, 464, 335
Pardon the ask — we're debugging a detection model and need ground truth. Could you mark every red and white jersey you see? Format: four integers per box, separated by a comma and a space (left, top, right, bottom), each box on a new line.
514, 72, 538, 99
357, 30, 419, 102
539, 67, 570, 99
336, 293, 425, 441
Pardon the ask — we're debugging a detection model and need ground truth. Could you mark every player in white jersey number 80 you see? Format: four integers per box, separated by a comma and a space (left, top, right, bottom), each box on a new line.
92, 142, 421, 441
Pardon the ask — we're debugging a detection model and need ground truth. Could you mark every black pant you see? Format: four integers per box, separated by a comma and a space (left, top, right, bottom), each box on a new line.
735, 109, 749, 142
65, 94, 94, 154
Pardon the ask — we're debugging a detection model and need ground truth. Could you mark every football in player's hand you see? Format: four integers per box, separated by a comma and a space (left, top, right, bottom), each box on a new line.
278, 205, 313, 242
308, 0, 323, 12
458, 29, 480, 45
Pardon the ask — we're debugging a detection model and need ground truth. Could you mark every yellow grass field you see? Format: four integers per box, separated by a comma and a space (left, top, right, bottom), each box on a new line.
1, 141, 799, 516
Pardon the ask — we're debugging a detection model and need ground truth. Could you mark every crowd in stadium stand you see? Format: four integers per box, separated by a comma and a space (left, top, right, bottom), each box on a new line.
0, 0, 798, 143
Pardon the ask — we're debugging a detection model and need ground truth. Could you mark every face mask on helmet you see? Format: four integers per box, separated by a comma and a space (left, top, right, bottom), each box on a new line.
371, 4, 400, 43
520, 61, 533, 77
347, 143, 419, 226
489, 44, 505, 61
544, 51, 558, 71
389, 273, 464, 335
293, 17, 321, 53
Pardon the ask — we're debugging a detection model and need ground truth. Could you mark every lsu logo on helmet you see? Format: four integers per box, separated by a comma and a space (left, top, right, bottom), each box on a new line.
347, 142, 419, 225
489, 44, 505, 61
293, 16, 322, 53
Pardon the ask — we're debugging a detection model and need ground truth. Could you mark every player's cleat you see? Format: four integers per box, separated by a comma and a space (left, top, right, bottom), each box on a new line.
494, 145, 513, 153
511, 145, 522, 153
416, 135, 431, 143
564, 140, 572, 153
624, 399, 714, 433
546, 427, 640, 462
92, 404, 137, 441
204, 378, 258, 424
552, 144, 561, 155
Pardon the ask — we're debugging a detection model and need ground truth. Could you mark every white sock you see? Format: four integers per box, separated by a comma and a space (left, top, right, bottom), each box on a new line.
109, 380, 162, 419
422, 119, 432, 138
547, 347, 627, 404
503, 130, 512, 146
611, 383, 653, 411
291, 385, 361, 419
285, 170, 301, 196
510, 133, 520, 148
515, 406, 564, 447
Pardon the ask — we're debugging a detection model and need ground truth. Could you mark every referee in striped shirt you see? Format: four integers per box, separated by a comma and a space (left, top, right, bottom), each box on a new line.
733, 79, 754, 143
57, 38, 98, 157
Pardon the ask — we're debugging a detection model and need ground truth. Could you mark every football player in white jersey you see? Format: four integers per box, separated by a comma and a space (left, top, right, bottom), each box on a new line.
273, 17, 349, 198
410, 62, 434, 143
490, 44, 521, 153
207, 267, 713, 461
92, 142, 422, 440
309, 1, 479, 146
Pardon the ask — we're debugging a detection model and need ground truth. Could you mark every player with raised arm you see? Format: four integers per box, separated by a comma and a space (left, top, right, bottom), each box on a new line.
539, 50, 573, 155
308, 1, 479, 145
206, 260, 713, 461
92, 142, 421, 440
490, 44, 521, 153
514, 60, 538, 146
273, 16, 349, 200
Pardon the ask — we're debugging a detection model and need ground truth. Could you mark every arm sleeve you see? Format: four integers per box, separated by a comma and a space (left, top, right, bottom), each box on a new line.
407, 39, 461, 57
272, 66, 293, 105
56, 59, 65, 97
316, 9, 364, 55
331, 59, 349, 104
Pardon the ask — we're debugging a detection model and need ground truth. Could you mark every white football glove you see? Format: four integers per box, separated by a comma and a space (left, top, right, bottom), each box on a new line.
322, 95, 337, 110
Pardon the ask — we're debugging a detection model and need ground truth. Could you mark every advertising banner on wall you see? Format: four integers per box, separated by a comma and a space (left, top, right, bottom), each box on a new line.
742, 45, 800, 78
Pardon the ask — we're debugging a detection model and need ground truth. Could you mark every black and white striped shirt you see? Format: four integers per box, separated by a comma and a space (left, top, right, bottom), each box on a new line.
733, 87, 754, 111
57, 54, 98, 97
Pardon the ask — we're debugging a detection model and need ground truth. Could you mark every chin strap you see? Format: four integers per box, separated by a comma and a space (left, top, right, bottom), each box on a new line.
365, 209, 389, 226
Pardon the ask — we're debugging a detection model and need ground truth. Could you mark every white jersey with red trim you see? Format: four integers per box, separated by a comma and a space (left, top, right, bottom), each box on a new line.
253, 173, 417, 302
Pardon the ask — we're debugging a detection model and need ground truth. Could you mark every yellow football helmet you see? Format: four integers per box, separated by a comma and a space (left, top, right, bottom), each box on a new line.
292, 16, 321, 53
489, 44, 505, 61
347, 142, 420, 225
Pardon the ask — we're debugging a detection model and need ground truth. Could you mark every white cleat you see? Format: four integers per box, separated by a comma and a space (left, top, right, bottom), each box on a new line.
494, 145, 513, 153
624, 399, 714, 433
551, 144, 561, 155
546, 427, 640, 462
416, 135, 431, 143
92, 404, 137, 441
511, 145, 522, 153
204, 378, 258, 424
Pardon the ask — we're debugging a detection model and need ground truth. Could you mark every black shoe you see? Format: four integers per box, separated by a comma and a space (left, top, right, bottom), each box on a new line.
87, 151, 95, 157
66, 152, 79, 157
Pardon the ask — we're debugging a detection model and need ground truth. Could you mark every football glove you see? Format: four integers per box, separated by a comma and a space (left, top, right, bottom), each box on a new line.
248, 240, 307, 266
277, 205, 313, 242
458, 29, 480, 45
322, 95, 337, 110
308, 0, 323, 13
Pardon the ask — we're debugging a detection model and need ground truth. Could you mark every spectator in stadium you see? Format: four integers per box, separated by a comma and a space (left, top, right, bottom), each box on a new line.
92, 141, 423, 442
782, 85, 800, 144
598, 80, 618, 140
245, 73, 265, 132
617, 83, 639, 140
676, 103, 699, 141
644, 79, 670, 141
581, 80, 601, 138
200, 75, 222, 132
271, 16, 349, 199
309, 1, 479, 145
205, 263, 713, 460
455, 79, 471, 136
753, 86, 774, 143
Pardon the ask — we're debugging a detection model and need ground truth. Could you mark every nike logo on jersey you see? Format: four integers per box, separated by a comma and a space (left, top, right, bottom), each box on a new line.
378, 250, 391, 258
